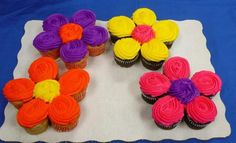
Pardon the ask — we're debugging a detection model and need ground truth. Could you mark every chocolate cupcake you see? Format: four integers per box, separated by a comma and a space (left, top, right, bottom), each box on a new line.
152, 96, 184, 129
139, 72, 171, 104
113, 38, 140, 67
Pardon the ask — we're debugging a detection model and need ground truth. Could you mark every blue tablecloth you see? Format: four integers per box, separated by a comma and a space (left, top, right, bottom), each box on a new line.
0, 0, 235, 142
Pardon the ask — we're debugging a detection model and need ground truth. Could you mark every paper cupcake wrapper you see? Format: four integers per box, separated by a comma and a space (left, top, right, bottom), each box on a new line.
164, 41, 174, 49
88, 43, 106, 57
39, 48, 60, 59
51, 118, 79, 132
64, 53, 89, 69
141, 56, 164, 70
24, 118, 49, 135
185, 114, 209, 129
114, 53, 140, 67
141, 93, 164, 104
154, 120, 180, 130
72, 88, 87, 102
109, 33, 131, 44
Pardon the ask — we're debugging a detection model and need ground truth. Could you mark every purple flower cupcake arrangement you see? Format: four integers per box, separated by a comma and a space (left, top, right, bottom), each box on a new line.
139, 56, 222, 129
33, 9, 109, 69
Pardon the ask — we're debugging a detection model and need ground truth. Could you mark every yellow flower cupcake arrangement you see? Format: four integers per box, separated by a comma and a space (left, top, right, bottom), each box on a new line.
107, 8, 179, 70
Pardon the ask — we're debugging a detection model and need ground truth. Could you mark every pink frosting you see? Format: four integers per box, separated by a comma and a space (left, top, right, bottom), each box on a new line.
131, 25, 155, 44
139, 72, 171, 97
191, 70, 222, 96
152, 95, 184, 126
163, 56, 190, 81
186, 96, 217, 124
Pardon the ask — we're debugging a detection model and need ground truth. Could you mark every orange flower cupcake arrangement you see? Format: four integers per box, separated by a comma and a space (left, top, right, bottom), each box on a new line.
3, 57, 90, 134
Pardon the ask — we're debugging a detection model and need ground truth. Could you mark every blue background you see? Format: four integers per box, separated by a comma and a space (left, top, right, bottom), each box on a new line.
0, 0, 235, 142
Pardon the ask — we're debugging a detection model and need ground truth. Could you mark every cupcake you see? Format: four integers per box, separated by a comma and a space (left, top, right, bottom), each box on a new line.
70, 9, 96, 28
17, 99, 49, 134
33, 31, 62, 59
139, 72, 171, 104
163, 56, 190, 80
48, 95, 80, 132
185, 96, 217, 129
3, 78, 34, 109
191, 71, 222, 98
60, 40, 89, 69
132, 8, 157, 26
113, 38, 140, 67
42, 13, 69, 32
107, 16, 135, 43
59, 69, 90, 101
82, 26, 109, 56
152, 96, 184, 129
28, 57, 58, 83
141, 39, 169, 70
152, 20, 179, 48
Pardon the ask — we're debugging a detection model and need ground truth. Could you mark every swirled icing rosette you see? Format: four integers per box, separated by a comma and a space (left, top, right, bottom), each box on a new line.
42, 14, 69, 32
28, 57, 58, 83
191, 70, 222, 97
163, 57, 190, 80
152, 96, 184, 129
132, 8, 157, 26
70, 9, 96, 28
131, 25, 155, 44
186, 96, 217, 129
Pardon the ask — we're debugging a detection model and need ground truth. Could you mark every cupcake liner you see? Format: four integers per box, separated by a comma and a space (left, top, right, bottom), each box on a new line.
88, 43, 106, 57
201, 94, 215, 99
110, 33, 131, 44
51, 118, 79, 132
73, 88, 87, 102
24, 119, 49, 135
64, 53, 89, 69
40, 48, 60, 59
11, 101, 24, 109
184, 114, 209, 129
141, 93, 164, 104
141, 56, 164, 70
164, 41, 174, 49
114, 53, 140, 67
154, 120, 179, 130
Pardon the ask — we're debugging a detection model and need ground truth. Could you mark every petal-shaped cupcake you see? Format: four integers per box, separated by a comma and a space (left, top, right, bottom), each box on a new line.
42, 14, 69, 32
70, 9, 96, 28
132, 8, 157, 26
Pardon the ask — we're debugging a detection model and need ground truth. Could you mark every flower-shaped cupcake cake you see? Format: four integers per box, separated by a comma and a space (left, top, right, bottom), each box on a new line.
139, 56, 222, 129
107, 8, 179, 70
3, 57, 90, 134
33, 9, 109, 69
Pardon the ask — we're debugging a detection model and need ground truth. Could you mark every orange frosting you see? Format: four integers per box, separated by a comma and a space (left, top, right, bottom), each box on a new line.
3, 78, 34, 102
59, 23, 83, 43
17, 99, 49, 128
59, 69, 90, 96
48, 95, 80, 125
28, 57, 58, 83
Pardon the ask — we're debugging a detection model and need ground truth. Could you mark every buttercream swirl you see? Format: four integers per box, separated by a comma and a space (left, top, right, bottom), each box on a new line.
82, 26, 109, 46
43, 14, 68, 32
33, 31, 61, 51
132, 8, 157, 26
169, 78, 200, 104
70, 9, 96, 28
60, 40, 88, 62
139, 72, 171, 97
141, 39, 169, 62
152, 95, 184, 126
113, 38, 140, 60
48, 95, 80, 125
186, 96, 217, 124
59, 23, 83, 43
163, 56, 190, 80
131, 25, 155, 44
191, 71, 222, 96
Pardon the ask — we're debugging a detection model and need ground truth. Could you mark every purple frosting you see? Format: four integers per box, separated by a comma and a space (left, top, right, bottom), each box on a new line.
82, 26, 109, 46
43, 14, 68, 31
70, 9, 96, 28
169, 78, 200, 104
60, 40, 88, 62
33, 31, 62, 51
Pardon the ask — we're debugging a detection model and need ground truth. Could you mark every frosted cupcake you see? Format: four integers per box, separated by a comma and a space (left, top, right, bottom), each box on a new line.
113, 38, 140, 67
82, 26, 109, 56
152, 96, 184, 129
185, 96, 217, 129
152, 20, 179, 48
60, 40, 89, 69
139, 72, 171, 104
191, 71, 222, 98
141, 39, 169, 70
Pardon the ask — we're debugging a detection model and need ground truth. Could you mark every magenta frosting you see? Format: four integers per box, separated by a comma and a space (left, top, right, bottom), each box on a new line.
33, 31, 62, 51
169, 78, 200, 104
42, 14, 68, 32
82, 26, 109, 46
60, 40, 88, 62
70, 10, 96, 28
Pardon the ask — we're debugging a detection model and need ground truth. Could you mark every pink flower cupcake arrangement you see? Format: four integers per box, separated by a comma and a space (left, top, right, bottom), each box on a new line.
33, 9, 109, 69
139, 56, 222, 129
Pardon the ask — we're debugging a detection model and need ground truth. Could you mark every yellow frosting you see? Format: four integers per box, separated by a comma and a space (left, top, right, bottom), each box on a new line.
33, 80, 60, 103
141, 39, 169, 62
152, 20, 179, 42
132, 8, 157, 26
107, 16, 135, 38
114, 38, 141, 60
